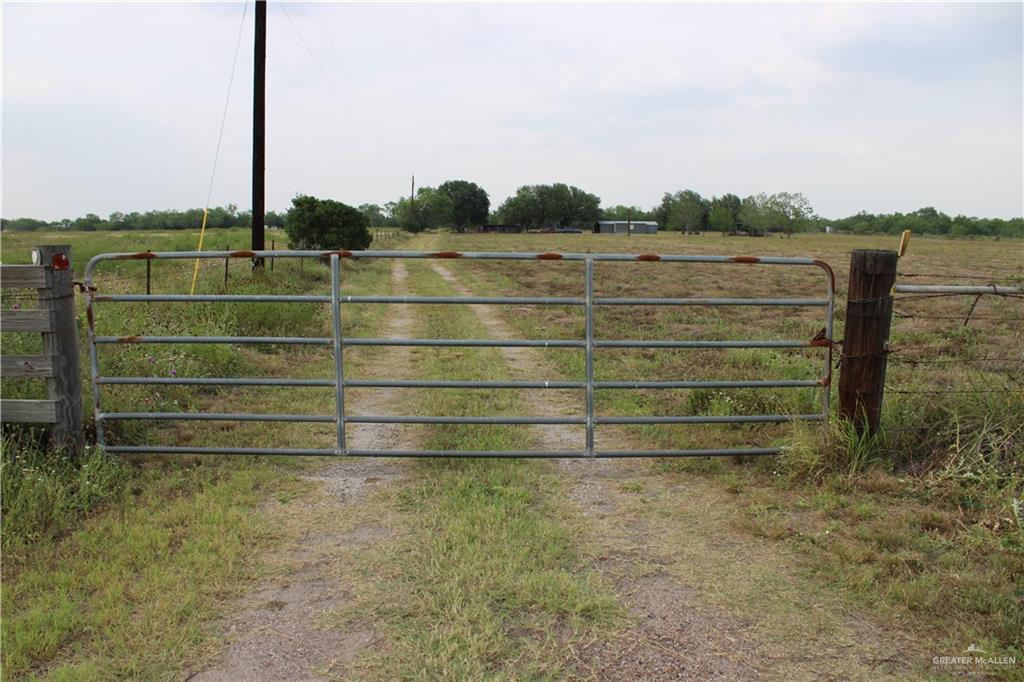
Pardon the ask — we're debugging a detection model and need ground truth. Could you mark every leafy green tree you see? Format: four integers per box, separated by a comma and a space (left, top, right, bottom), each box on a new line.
393, 188, 454, 232
708, 193, 741, 231
739, 192, 814, 235
656, 190, 708, 232
358, 203, 387, 227
284, 194, 372, 250
497, 184, 601, 228
601, 205, 652, 221
437, 180, 489, 229
708, 204, 735, 232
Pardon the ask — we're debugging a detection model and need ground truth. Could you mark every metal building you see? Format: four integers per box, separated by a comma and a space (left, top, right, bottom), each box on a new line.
594, 220, 659, 234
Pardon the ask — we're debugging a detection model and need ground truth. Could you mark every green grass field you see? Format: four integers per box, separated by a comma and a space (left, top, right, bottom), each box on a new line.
1, 227, 1021, 679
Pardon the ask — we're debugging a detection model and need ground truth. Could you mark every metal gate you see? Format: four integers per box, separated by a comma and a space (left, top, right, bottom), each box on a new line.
85, 249, 835, 458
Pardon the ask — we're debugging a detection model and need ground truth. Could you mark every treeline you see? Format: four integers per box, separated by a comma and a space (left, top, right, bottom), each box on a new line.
1, 204, 285, 232
4, 185, 1023, 238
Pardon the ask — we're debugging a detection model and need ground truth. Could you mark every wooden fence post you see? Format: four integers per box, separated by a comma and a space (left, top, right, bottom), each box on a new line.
838, 249, 897, 433
35, 245, 84, 454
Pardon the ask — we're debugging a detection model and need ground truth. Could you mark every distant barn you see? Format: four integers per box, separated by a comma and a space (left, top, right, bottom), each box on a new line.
593, 220, 659, 235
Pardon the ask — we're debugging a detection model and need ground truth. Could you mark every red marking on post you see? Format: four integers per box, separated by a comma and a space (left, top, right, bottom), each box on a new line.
536, 252, 563, 260
51, 253, 70, 270
731, 255, 761, 264
118, 335, 142, 343
431, 251, 463, 258
230, 250, 257, 258
636, 254, 661, 262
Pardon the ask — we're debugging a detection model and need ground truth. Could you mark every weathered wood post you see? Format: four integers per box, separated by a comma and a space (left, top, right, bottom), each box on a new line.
838, 249, 897, 433
34, 245, 84, 454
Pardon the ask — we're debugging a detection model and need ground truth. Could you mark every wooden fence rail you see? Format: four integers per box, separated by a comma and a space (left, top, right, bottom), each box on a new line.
1, 245, 84, 454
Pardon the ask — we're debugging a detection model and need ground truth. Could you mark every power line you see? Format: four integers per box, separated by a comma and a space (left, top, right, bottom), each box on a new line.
277, 0, 372, 148
307, 1, 389, 151
191, 0, 250, 295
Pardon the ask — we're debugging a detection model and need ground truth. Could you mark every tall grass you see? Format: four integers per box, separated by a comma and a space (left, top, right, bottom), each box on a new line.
1, 433, 129, 553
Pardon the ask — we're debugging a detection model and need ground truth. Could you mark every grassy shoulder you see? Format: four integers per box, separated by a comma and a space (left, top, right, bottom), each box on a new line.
1, 229, 405, 680
335, 257, 620, 680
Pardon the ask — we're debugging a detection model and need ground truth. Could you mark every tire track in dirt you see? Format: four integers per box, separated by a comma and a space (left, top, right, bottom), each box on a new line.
190, 260, 418, 682
428, 261, 764, 679
429, 260, 924, 680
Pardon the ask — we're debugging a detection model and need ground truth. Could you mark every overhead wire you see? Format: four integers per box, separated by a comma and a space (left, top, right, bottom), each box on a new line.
307, 1, 390, 150
191, 0, 250, 296
277, 1, 373, 148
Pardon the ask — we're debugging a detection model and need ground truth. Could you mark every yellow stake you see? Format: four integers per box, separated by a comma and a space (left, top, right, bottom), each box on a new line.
897, 229, 911, 257
189, 208, 210, 295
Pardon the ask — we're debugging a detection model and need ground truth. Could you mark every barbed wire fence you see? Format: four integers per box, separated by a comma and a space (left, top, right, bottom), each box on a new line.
882, 267, 1023, 441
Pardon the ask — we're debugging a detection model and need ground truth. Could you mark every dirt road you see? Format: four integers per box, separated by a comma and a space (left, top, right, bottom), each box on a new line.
193, 247, 931, 681
191, 260, 417, 681
427, 258, 927, 680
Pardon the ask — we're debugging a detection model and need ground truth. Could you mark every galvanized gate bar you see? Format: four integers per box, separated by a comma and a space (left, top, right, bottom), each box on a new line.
584, 257, 595, 457
85, 249, 835, 458
330, 254, 347, 455
94, 335, 332, 345
894, 284, 1022, 295
594, 297, 828, 306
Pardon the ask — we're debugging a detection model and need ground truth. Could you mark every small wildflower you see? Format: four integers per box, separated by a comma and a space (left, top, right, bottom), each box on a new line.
170, 369, 177, 377
12, 303, 20, 310
147, 355, 155, 363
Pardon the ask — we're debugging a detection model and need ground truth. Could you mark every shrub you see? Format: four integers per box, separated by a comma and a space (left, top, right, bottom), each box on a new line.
284, 194, 372, 251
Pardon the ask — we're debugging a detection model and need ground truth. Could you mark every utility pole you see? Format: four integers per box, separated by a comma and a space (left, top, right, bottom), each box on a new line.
252, 0, 267, 268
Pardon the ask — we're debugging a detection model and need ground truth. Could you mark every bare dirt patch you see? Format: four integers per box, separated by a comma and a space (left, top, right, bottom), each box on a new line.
189, 261, 418, 681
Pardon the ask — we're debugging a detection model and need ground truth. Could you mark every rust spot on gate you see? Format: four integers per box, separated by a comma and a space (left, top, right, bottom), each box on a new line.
813, 259, 836, 292
113, 251, 157, 260
431, 251, 463, 258
321, 250, 353, 258
636, 254, 661, 261
229, 250, 257, 258
118, 335, 143, 343
536, 252, 563, 260
730, 255, 761, 264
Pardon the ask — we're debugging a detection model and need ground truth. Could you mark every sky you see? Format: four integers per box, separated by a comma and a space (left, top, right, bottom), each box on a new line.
2, 1, 1022, 221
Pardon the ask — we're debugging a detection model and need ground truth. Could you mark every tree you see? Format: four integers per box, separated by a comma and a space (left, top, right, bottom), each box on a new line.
71, 213, 103, 232
358, 203, 387, 227
393, 187, 454, 232
496, 184, 601, 228
739, 192, 815, 235
284, 194, 372, 250
708, 193, 742, 232
708, 204, 736, 232
656, 190, 708, 232
437, 180, 489, 229
602, 205, 653, 221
